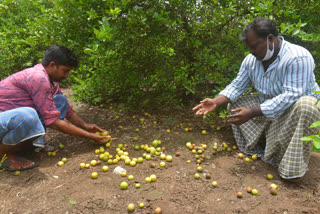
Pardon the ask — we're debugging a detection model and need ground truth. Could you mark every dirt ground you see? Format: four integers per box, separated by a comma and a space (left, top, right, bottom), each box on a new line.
1, 88, 320, 214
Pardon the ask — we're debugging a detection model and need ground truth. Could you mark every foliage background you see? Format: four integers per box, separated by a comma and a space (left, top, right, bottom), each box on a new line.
1, 0, 320, 109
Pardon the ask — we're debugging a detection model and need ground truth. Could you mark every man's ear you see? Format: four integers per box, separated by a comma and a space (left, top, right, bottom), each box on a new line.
267, 34, 275, 41
48, 61, 56, 67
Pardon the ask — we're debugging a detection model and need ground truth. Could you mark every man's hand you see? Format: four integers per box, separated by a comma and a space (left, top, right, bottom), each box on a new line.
49, 119, 110, 144
90, 133, 111, 144
193, 98, 217, 115
193, 95, 231, 115
66, 111, 110, 143
227, 107, 252, 125
227, 106, 262, 125
84, 124, 110, 144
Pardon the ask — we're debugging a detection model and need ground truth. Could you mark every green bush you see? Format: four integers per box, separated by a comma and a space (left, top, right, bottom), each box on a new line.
1, 0, 319, 110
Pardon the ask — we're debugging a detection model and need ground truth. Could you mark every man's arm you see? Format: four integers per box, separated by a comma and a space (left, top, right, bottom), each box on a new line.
193, 56, 253, 116
48, 118, 109, 143
194, 94, 263, 126
66, 111, 88, 130
218, 55, 253, 103
66, 111, 107, 134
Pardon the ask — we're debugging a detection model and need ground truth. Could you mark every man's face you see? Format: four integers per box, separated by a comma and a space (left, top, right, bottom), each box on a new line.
48, 62, 73, 82
246, 31, 270, 61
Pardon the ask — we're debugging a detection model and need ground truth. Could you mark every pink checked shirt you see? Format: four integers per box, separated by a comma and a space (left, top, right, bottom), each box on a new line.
0, 64, 73, 126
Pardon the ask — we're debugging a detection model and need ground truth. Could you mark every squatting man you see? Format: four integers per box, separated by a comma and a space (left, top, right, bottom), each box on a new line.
0, 45, 110, 171
193, 17, 320, 182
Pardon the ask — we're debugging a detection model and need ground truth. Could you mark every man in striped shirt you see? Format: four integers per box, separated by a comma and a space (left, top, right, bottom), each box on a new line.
0, 45, 110, 171
193, 17, 320, 182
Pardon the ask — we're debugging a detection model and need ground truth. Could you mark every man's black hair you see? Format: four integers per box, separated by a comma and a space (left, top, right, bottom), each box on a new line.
240, 17, 278, 42
41, 44, 79, 68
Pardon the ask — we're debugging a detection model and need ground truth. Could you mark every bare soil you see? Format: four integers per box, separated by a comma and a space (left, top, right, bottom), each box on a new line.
1, 88, 320, 214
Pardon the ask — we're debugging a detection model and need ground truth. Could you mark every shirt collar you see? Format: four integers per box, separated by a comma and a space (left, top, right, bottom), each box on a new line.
36, 64, 59, 87
277, 36, 286, 60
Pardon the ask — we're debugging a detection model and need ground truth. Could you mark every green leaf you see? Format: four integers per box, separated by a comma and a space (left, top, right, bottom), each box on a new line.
69, 200, 77, 205
292, 29, 300, 36
300, 135, 316, 142
313, 137, 320, 149
310, 121, 320, 128
300, 23, 307, 27
0, 154, 7, 171
84, 48, 94, 54
280, 23, 286, 32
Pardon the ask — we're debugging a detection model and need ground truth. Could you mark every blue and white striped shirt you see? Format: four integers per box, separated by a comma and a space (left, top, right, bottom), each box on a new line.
219, 37, 320, 119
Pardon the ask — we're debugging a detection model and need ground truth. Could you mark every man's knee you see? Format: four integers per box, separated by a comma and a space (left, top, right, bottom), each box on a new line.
1, 107, 44, 145
53, 94, 68, 119
53, 94, 68, 103
13, 107, 40, 123
295, 96, 319, 115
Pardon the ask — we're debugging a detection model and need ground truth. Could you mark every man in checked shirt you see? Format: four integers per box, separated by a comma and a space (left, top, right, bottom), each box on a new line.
193, 17, 320, 182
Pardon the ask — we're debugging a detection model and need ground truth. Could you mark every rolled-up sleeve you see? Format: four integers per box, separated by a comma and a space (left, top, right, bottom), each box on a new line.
219, 55, 252, 102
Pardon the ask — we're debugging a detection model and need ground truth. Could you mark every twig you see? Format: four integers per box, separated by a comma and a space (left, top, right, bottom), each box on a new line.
0, 189, 14, 214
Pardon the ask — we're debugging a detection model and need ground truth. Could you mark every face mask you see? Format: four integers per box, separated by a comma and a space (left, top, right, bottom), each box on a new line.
261, 37, 274, 61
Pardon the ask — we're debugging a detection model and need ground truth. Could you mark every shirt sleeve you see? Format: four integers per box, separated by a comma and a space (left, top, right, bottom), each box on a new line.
219, 55, 252, 102
260, 56, 315, 118
25, 72, 61, 126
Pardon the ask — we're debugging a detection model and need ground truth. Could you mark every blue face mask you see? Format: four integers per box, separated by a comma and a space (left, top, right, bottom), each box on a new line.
262, 37, 274, 61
